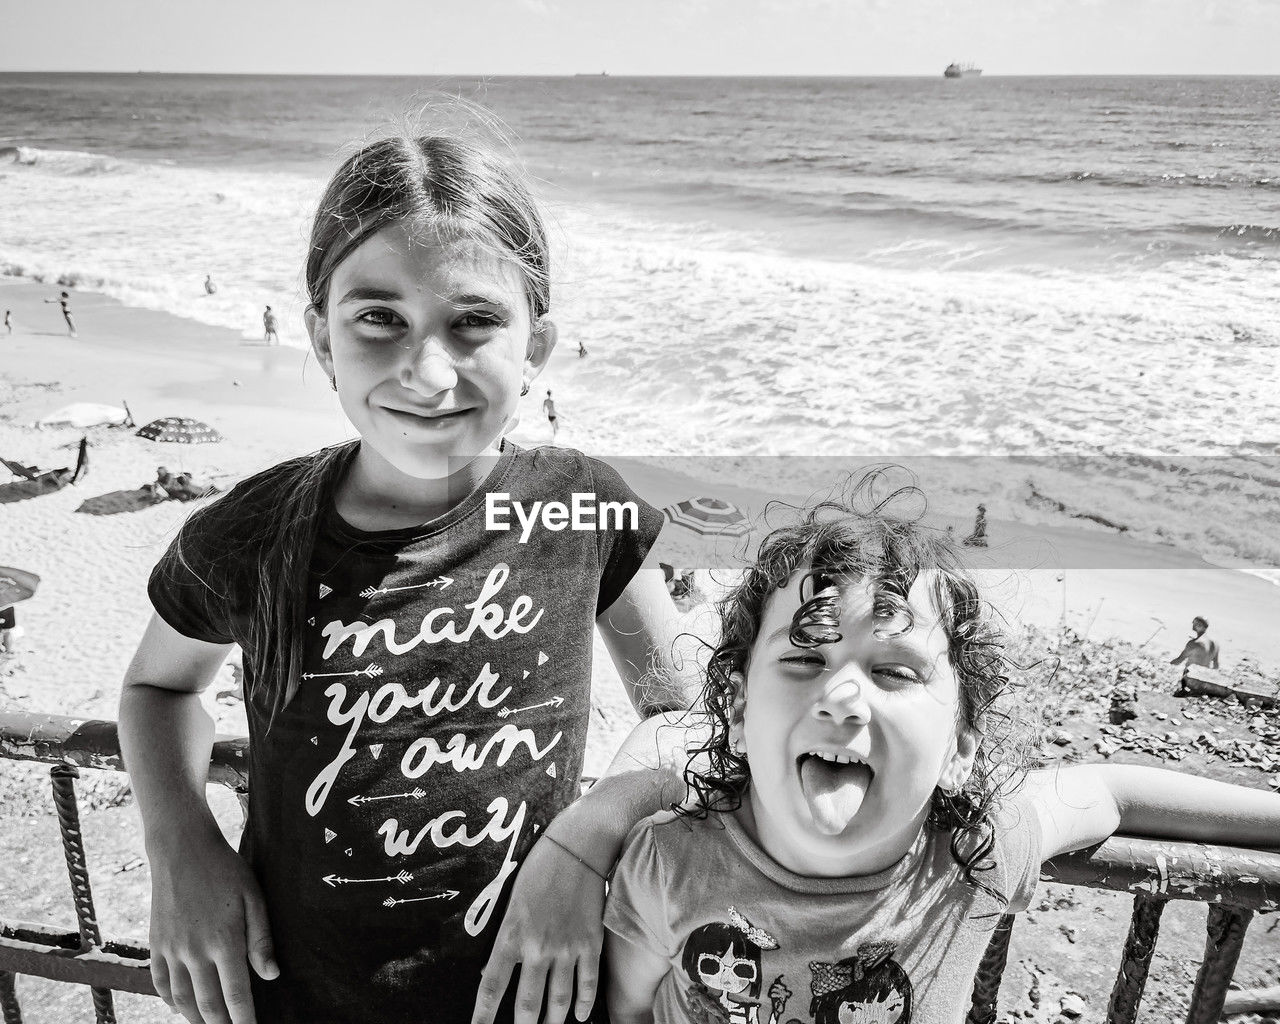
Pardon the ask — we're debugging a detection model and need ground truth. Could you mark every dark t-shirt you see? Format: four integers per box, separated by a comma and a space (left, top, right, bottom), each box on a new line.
149, 442, 663, 1023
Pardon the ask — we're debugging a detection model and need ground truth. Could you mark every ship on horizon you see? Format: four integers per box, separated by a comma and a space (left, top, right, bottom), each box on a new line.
944, 63, 982, 78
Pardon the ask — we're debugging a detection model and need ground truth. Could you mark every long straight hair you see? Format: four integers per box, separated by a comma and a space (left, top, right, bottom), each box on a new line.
239, 132, 551, 725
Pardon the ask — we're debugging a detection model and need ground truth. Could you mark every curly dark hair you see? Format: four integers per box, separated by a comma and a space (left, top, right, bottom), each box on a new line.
680, 468, 1031, 904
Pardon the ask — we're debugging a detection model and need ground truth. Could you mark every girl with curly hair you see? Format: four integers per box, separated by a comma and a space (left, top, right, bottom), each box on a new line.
597, 474, 1280, 1024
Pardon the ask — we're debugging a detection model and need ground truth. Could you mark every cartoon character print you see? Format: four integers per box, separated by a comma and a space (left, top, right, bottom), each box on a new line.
681, 908, 790, 1024
806, 941, 913, 1024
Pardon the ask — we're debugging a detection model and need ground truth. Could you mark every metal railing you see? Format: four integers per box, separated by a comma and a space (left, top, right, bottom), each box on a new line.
2, 711, 1278, 1024
0, 712, 246, 1023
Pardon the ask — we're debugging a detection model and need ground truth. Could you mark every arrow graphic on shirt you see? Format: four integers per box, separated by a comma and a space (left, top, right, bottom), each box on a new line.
382, 890, 460, 908
347, 788, 428, 806
359, 576, 454, 599
322, 870, 414, 888
300, 665, 384, 681
497, 696, 565, 719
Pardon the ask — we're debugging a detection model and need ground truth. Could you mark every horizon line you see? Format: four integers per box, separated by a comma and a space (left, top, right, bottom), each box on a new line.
3, 68, 1280, 78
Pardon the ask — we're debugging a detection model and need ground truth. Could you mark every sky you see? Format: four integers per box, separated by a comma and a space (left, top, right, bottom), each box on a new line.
2, 0, 1278, 76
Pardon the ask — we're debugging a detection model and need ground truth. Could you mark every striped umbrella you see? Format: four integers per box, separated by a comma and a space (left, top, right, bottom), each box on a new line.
661, 496, 751, 538
136, 417, 223, 444
0, 566, 40, 611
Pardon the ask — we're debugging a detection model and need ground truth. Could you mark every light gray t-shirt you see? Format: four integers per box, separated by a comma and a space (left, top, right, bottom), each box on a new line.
605, 798, 1041, 1024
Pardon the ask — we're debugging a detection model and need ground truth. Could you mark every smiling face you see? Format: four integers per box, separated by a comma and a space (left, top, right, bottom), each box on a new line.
306, 221, 554, 489
736, 572, 977, 877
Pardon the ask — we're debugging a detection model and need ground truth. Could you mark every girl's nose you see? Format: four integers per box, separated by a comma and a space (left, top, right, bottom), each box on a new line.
814, 670, 871, 724
401, 340, 458, 396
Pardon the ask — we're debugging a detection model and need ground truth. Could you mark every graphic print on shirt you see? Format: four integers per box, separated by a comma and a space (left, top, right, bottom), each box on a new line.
803, 941, 913, 1024
301, 559, 561, 937
680, 908, 791, 1024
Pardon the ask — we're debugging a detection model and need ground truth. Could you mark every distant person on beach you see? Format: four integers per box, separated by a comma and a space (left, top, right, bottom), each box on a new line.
262, 304, 279, 344
543, 388, 559, 436
71, 435, 89, 484
0, 605, 19, 660
44, 291, 77, 337
3, 310, 11, 335
204, 275, 217, 295
120, 129, 688, 1024
962, 502, 988, 547
142, 466, 175, 502
169, 471, 218, 501
595, 472, 1280, 1024
1171, 615, 1220, 675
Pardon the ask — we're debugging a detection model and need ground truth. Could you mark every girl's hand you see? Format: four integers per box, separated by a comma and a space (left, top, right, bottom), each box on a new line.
148, 824, 278, 1024
473, 836, 607, 1024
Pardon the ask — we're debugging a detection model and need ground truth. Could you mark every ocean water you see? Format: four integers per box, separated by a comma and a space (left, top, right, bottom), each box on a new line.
2, 73, 1279, 569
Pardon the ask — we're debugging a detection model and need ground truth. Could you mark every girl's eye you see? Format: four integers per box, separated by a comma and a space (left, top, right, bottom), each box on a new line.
455, 311, 506, 332
355, 308, 401, 330
874, 666, 921, 684
780, 653, 824, 669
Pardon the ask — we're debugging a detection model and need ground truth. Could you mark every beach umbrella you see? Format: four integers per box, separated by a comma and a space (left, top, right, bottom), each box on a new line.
38, 402, 130, 429
0, 566, 40, 611
661, 496, 751, 538
136, 417, 222, 444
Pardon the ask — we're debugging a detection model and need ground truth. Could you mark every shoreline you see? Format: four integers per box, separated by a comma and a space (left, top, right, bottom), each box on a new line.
3, 275, 1279, 720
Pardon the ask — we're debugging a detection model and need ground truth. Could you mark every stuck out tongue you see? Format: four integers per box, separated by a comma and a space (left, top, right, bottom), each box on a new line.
799, 757, 873, 835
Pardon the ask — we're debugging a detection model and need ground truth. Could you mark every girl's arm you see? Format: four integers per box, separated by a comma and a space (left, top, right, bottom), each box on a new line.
474, 559, 701, 1024
473, 712, 701, 1024
604, 931, 670, 1024
596, 562, 697, 716
1027, 764, 1280, 861
119, 613, 277, 1024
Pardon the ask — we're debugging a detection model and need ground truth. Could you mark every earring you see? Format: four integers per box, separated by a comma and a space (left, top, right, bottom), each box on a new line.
520, 381, 530, 397
329, 375, 337, 392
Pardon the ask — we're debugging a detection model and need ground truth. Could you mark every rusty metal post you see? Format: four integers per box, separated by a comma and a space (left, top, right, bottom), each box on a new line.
1106, 893, 1166, 1024
49, 765, 116, 1024
0, 971, 21, 1024
966, 914, 1015, 1024
1185, 904, 1253, 1024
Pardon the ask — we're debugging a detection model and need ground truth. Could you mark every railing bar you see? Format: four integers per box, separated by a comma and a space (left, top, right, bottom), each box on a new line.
1041, 837, 1280, 912
49, 766, 117, 1024
1106, 893, 1166, 1024
0, 712, 248, 791
0, 941, 156, 995
90, 988, 116, 1024
1185, 904, 1253, 1024
0, 922, 150, 962
0, 970, 21, 1024
965, 914, 1015, 1024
